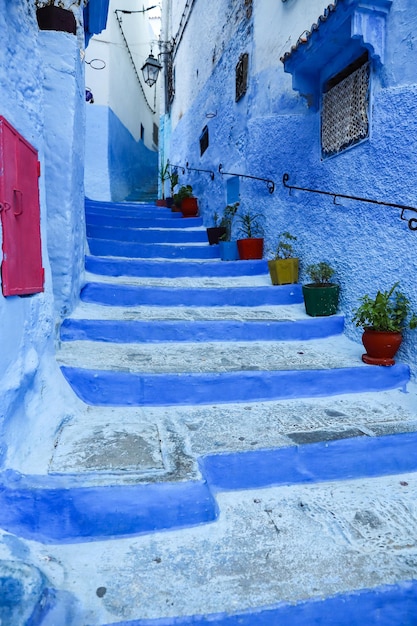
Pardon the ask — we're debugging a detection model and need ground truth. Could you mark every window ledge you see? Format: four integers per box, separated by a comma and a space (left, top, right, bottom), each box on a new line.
280, 0, 392, 110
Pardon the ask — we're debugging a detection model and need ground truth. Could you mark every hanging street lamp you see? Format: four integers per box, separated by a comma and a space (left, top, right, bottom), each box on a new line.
141, 52, 162, 87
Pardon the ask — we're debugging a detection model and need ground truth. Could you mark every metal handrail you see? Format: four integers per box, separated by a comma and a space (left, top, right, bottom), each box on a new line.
218, 164, 275, 194
167, 161, 186, 175
186, 162, 215, 180
282, 173, 417, 231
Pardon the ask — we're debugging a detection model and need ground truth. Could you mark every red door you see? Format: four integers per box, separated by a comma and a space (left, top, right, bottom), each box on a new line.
0, 117, 44, 296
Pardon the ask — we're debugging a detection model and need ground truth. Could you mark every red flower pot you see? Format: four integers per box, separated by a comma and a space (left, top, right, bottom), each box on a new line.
181, 197, 199, 217
237, 238, 264, 260
361, 329, 403, 366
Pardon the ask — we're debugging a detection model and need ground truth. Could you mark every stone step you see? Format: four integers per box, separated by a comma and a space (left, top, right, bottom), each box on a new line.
86, 224, 208, 243
35, 465, 417, 624
85, 256, 269, 277
80, 282, 303, 306
58, 344, 409, 407
87, 238, 221, 259
60, 316, 345, 343
2, 430, 417, 547
86, 214, 200, 229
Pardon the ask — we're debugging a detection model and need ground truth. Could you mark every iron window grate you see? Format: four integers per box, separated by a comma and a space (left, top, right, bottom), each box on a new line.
235, 53, 249, 102
321, 55, 370, 158
199, 126, 209, 156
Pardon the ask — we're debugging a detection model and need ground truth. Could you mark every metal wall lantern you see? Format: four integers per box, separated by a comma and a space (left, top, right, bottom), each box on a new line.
141, 53, 162, 87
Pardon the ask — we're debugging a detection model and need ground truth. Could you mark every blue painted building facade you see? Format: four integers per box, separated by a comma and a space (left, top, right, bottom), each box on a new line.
84, 0, 160, 202
161, 0, 417, 376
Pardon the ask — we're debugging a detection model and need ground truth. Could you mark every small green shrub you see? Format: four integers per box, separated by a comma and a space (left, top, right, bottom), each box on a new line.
352, 282, 417, 332
236, 211, 264, 239
306, 262, 335, 285
272, 232, 297, 259
219, 202, 239, 241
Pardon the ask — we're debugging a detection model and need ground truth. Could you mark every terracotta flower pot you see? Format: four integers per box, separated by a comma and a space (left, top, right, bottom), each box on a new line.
237, 238, 264, 260
181, 197, 199, 217
361, 329, 403, 366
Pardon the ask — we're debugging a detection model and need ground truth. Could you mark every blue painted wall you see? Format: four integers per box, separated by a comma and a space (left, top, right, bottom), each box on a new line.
165, 0, 417, 377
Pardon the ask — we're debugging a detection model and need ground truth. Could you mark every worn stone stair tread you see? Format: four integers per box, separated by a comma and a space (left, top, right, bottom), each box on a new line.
87, 238, 222, 259
57, 335, 364, 372
80, 281, 303, 307
86, 224, 208, 243
60, 316, 344, 343
85, 256, 269, 277
66, 301, 311, 321
25, 470, 417, 624
40, 388, 417, 485
83, 270, 272, 288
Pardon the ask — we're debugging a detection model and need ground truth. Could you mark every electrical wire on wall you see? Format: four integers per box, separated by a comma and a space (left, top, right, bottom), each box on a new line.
114, 10, 158, 114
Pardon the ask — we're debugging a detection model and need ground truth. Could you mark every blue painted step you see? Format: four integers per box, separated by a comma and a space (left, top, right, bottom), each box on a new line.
85, 202, 176, 219
1, 431, 417, 544
87, 239, 220, 259
0, 473, 217, 543
105, 580, 417, 626
85, 256, 269, 277
80, 282, 304, 306
86, 224, 208, 243
60, 317, 345, 343
60, 363, 409, 407
86, 214, 200, 229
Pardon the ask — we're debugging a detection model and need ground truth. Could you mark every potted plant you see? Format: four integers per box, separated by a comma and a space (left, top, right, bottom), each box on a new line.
236, 211, 264, 260
206, 212, 227, 245
156, 162, 170, 206
302, 262, 339, 317
268, 231, 298, 285
173, 185, 198, 217
218, 202, 239, 261
352, 282, 417, 365
166, 169, 179, 208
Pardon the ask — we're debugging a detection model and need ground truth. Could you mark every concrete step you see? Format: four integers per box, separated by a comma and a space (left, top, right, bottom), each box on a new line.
60, 316, 345, 343
86, 224, 208, 243
80, 281, 304, 306
87, 238, 221, 259
57, 335, 410, 406
86, 214, 200, 229
34, 465, 417, 624
85, 256, 269, 277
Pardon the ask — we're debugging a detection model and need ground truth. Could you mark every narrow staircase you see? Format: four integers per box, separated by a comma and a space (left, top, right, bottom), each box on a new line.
5, 198, 417, 625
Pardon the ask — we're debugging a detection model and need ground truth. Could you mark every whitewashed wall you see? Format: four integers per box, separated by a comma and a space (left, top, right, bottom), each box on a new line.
85, 0, 159, 201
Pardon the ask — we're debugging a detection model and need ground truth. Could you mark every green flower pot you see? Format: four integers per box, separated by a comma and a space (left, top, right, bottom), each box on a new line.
302, 283, 340, 317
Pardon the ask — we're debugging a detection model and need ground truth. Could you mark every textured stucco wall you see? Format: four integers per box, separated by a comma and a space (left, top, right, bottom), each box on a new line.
0, 2, 89, 469
41, 31, 86, 318
0, 2, 54, 462
164, 0, 417, 377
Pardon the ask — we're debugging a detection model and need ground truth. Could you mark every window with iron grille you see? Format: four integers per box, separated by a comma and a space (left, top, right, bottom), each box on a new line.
153, 123, 158, 147
199, 126, 209, 156
235, 53, 249, 102
321, 52, 370, 158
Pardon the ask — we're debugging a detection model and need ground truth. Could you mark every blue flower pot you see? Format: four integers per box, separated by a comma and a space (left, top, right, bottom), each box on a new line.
219, 240, 239, 261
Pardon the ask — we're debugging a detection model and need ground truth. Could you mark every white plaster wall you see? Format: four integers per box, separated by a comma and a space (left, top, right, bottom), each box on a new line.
41, 31, 86, 318
85, 0, 159, 148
